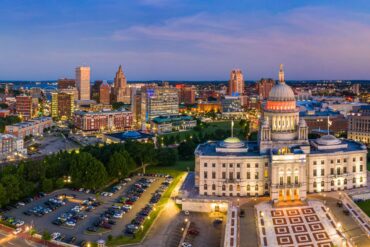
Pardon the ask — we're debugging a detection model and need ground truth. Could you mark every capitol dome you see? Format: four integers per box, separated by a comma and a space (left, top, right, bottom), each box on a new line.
268, 82, 296, 101
220, 137, 245, 148
316, 135, 341, 146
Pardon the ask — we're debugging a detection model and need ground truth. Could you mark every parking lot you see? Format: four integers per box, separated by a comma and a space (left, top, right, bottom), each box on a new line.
2, 175, 168, 246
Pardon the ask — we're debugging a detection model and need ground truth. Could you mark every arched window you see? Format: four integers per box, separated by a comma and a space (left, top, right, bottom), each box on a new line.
204, 184, 207, 190
313, 182, 317, 188
237, 185, 240, 191
222, 185, 226, 191
337, 180, 341, 186
264, 183, 268, 190
247, 185, 250, 191
321, 181, 324, 187
212, 184, 216, 190
255, 184, 259, 191
229, 185, 233, 191
331, 180, 334, 186
353, 177, 356, 183
360, 177, 363, 182
344, 179, 347, 185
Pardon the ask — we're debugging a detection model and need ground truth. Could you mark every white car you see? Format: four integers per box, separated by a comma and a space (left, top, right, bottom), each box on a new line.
65, 221, 76, 227
51, 232, 61, 240
15, 221, 25, 227
124, 178, 132, 182
12, 228, 22, 235
113, 213, 123, 218
184, 211, 190, 216
182, 243, 192, 247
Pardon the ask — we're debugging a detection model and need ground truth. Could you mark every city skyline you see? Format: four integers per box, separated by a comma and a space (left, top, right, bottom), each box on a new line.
1, 1, 370, 80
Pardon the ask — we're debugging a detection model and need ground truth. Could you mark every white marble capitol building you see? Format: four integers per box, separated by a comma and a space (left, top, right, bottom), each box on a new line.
195, 65, 368, 202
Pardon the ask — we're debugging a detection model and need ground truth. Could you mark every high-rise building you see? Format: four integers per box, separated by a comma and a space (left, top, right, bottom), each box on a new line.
228, 69, 244, 96
16, 95, 33, 120
99, 82, 111, 105
140, 86, 179, 128
348, 105, 370, 144
58, 78, 76, 90
351, 83, 360, 95
91, 80, 103, 102
75, 66, 91, 100
176, 84, 196, 104
113, 65, 130, 103
51, 92, 74, 120
257, 78, 275, 99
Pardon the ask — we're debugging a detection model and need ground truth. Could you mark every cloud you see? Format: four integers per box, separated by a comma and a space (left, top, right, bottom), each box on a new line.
110, 7, 370, 79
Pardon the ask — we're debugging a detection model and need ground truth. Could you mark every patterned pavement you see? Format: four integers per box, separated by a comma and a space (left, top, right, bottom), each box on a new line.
256, 201, 345, 247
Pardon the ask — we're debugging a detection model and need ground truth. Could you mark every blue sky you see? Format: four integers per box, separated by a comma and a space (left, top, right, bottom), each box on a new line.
1, 0, 370, 80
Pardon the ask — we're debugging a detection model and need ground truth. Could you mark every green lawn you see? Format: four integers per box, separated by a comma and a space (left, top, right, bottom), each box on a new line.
107, 169, 186, 246
356, 200, 370, 216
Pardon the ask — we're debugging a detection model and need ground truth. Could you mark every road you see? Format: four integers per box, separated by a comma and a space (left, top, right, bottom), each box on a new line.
0, 228, 43, 247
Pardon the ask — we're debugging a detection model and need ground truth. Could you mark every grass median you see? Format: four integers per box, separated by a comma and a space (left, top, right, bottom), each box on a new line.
107, 169, 185, 246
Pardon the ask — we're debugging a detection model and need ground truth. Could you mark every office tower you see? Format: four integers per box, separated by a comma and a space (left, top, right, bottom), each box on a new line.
16, 95, 33, 120
176, 84, 196, 104
76, 66, 91, 100
58, 78, 76, 90
99, 81, 111, 105
351, 83, 360, 95
140, 86, 179, 128
228, 69, 244, 96
91, 80, 103, 102
113, 65, 130, 104
51, 92, 75, 120
257, 78, 275, 99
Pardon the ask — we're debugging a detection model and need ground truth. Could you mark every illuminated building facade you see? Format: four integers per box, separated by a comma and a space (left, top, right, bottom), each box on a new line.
195, 65, 367, 203
74, 110, 132, 132
76, 66, 91, 100
228, 69, 244, 96
51, 92, 74, 120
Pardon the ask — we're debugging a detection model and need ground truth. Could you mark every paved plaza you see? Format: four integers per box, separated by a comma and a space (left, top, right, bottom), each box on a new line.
256, 201, 346, 247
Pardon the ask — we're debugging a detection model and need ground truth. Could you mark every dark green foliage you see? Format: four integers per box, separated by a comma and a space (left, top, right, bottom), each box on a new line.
0, 116, 21, 133
156, 148, 178, 166
178, 140, 196, 160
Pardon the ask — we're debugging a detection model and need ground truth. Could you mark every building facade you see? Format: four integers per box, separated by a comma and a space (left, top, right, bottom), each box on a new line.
5, 117, 52, 139
16, 95, 34, 120
0, 134, 26, 159
195, 65, 367, 203
99, 81, 111, 105
348, 105, 370, 144
140, 86, 179, 127
74, 110, 132, 132
76, 66, 91, 100
257, 78, 275, 99
176, 84, 196, 104
51, 92, 75, 120
113, 65, 130, 104
228, 69, 244, 96
151, 115, 196, 133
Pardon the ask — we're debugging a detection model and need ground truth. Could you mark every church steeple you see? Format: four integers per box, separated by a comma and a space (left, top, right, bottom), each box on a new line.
278, 64, 285, 83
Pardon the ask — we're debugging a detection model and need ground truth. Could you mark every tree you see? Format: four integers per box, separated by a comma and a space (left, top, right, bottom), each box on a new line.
69, 152, 108, 190
0, 184, 8, 207
107, 151, 136, 179
41, 178, 53, 192
156, 148, 178, 166
178, 140, 196, 160
54, 178, 65, 189
42, 231, 51, 241
1, 174, 20, 202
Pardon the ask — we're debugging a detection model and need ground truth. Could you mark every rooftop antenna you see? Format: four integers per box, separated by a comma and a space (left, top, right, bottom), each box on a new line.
231, 119, 234, 137
327, 115, 332, 135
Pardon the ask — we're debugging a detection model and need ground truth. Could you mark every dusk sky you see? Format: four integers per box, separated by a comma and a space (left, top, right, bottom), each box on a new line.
1, 0, 370, 81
